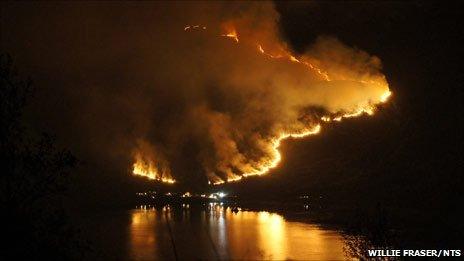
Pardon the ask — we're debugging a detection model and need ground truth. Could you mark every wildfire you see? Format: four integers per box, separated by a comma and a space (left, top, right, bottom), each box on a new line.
221, 28, 239, 43
132, 154, 175, 184
257, 44, 330, 81
132, 22, 392, 186
212, 26, 390, 185
243, 125, 321, 175
213, 125, 321, 185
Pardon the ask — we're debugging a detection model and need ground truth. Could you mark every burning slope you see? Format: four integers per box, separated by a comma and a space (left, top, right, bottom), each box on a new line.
131, 2, 391, 185
132, 140, 175, 183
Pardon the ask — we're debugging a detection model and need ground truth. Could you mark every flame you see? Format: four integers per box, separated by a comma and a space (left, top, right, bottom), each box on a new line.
221, 28, 239, 43
257, 44, 329, 81
317, 89, 391, 123
321, 116, 331, 122
132, 23, 392, 186
380, 89, 392, 103
212, 26, 390, 185
243, 124, 321, 177
132, 154, 175, 184
214, 125, 321, 185
288, 55, 330, 81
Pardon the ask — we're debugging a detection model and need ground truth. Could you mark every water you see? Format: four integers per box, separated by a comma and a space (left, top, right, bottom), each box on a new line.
84, 204, 349, 260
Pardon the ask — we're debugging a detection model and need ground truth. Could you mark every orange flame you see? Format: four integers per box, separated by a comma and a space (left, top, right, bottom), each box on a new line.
132, 23, 393, 185
132, 154, 175, 184
210, 26, 391, 185
222, 31, 239, 43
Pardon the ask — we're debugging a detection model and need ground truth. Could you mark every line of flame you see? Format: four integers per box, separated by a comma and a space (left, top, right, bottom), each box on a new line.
213, 125, 321, 185
222, 31, 239, 43
211, 26, 392, 185
131, 24, 392, 185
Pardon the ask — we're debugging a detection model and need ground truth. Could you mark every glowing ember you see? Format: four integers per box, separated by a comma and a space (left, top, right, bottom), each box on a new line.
256, 44, 329, 81
222, 28, 239, 43
184, 24, 206, 31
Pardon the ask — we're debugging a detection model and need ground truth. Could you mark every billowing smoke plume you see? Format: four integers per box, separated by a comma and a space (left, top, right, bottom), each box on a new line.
130, 2, 391, 184
3, 2, 390, 186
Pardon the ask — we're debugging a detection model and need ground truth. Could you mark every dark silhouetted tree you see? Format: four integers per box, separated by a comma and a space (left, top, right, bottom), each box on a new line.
0, 54, 87, 259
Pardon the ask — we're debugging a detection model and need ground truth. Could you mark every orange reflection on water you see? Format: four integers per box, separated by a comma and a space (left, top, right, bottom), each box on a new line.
129, 209, 158, 260
257, 211, 287, 260
222, 209, 347, 260
129, 206, 349, 260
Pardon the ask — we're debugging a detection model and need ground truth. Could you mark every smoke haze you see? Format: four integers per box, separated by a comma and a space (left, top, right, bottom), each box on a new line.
1, 2, 390, 186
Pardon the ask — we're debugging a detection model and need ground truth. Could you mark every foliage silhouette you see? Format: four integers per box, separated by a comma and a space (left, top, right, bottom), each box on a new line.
0, 54, 88, 259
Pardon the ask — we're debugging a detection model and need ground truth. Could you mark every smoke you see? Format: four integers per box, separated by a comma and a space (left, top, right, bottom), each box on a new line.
3, 2, 390, 186
125, 2, 390, 184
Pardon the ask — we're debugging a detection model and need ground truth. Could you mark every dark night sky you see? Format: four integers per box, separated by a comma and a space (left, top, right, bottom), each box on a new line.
1, 1, 462, 207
